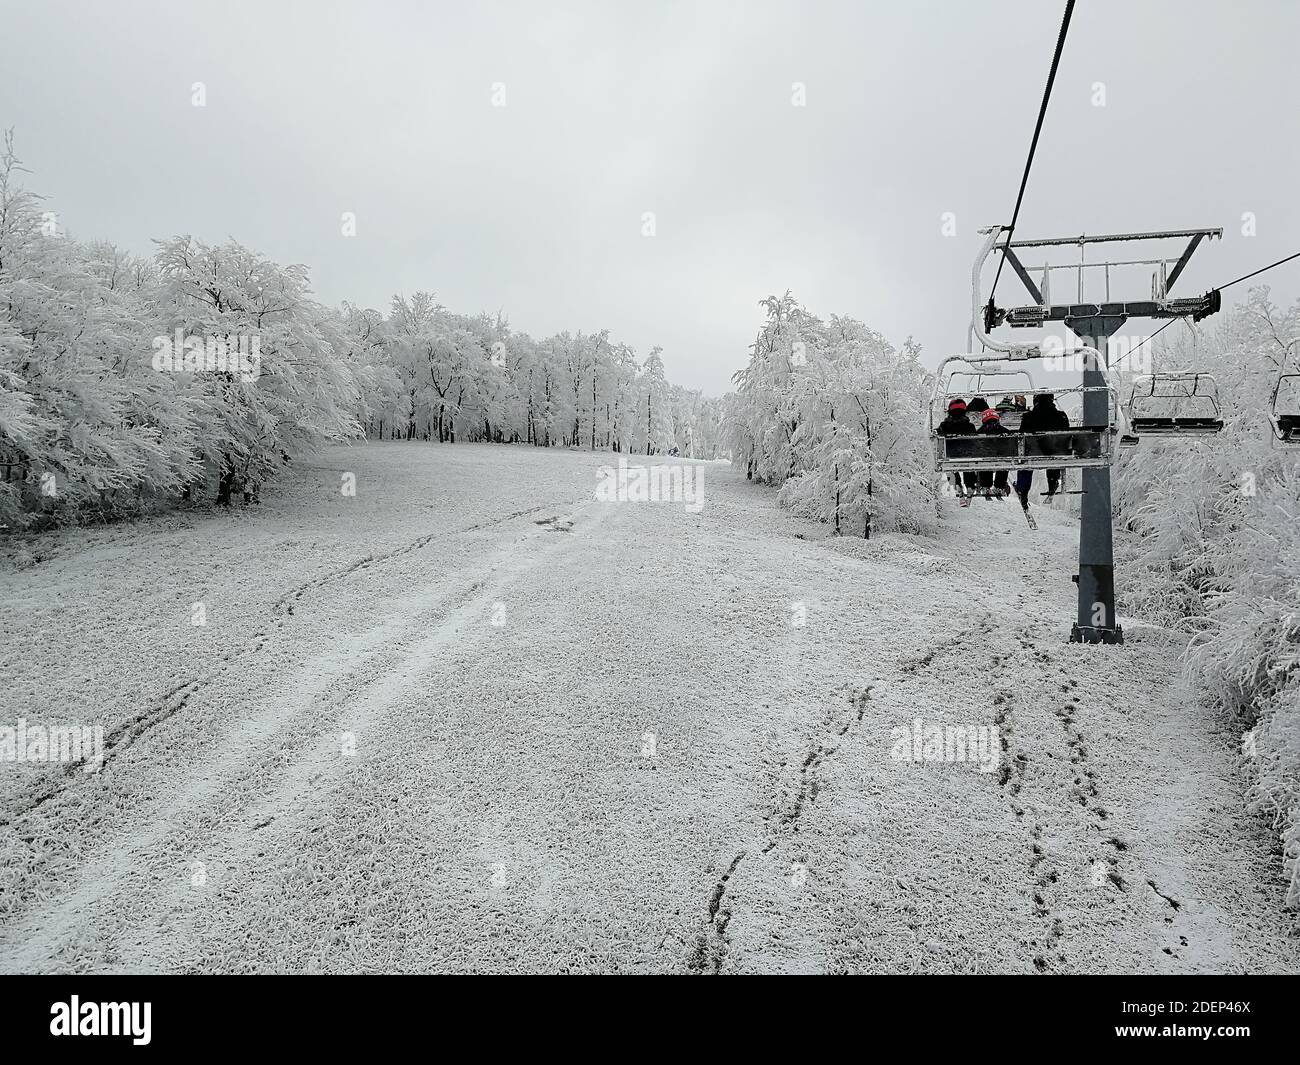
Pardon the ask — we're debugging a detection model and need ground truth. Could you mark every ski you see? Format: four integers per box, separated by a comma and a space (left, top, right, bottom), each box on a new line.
1022, 506, 1037, 530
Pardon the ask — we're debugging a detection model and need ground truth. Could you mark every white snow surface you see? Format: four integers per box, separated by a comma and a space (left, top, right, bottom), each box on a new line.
0, 442, 1296, 974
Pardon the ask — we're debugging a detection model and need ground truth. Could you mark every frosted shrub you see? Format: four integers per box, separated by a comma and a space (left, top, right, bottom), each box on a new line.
1114, 290, 1300, 911
728, 294, 937, 539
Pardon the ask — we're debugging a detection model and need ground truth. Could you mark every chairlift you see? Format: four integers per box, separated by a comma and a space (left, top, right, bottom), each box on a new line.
930, 352, 1124, 474
1124, 372, 1224, 437
1270, 373, 1300, 444
931, 226, 1125, 475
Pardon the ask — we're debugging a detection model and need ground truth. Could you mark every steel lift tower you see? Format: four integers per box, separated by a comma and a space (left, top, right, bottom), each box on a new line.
984, 228, 1223, 644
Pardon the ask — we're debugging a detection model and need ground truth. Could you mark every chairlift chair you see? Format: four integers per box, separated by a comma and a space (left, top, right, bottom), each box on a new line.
1269, 373, 1300, 444
931, 227, 1127, 475
1125, 372, 1224, 437
930, 353, 1124, 474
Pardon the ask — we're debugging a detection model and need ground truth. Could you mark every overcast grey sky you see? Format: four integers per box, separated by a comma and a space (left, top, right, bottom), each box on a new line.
3, 0, 1297, 393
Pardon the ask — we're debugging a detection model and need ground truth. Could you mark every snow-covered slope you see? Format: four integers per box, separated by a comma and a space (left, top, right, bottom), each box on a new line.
0, 443, 1295, 973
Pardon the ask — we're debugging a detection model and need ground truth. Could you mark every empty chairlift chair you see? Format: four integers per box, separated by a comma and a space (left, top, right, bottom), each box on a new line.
1125, 372, 1225, 437
1271, 373, 1300, 444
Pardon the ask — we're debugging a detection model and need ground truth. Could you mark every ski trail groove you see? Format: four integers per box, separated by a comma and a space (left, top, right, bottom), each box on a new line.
898, 619, 990, 676
767, 685, 874, 837
272, 504, 552, 616
0, 503, 560, 828
985, 628, 1078, 971
0, 499, 606, 964
690, 685, 875, 973
689, 851, 747, 973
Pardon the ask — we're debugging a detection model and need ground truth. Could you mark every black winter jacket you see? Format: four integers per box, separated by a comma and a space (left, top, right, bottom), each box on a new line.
1020, 397, 1069, 434
938, 411, 976, 436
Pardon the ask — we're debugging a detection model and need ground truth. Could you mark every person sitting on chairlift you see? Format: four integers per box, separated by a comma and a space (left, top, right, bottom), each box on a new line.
994, 393, 1023, 430
937, 398, 979, 499
977, 409, 1011, 499
1015, 392, 1070, 509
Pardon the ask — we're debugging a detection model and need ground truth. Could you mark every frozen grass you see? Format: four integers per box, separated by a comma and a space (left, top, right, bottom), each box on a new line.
0, 442, 1296, 973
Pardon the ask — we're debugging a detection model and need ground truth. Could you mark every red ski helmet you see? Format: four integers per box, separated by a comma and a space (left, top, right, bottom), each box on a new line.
981, 409, 1000, 424
947, 398, 967, 412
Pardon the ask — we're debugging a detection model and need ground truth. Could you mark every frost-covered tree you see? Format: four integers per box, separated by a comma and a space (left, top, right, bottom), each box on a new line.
636, 347, 674, 455
667, 386, 722, 458
0, 132, 707, 525
727, 292, 809, 481
726, 293, 935, 538
154, 236, 359, 503
780, 323, 934, 538
0, 133, 197, 525
1112, 289, 1300, 909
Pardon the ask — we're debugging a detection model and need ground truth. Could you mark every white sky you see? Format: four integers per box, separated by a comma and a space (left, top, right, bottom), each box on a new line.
3, 0, 1297, 393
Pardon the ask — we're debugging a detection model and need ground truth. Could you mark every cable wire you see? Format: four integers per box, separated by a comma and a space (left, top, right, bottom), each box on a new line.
1219, 249, 1300, 290
988, 0, 1077, 304
1111, 249, 1300, 371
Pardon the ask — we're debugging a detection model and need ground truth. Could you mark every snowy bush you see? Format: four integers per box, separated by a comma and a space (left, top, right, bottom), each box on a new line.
1114, 290, 1300, 911
725, 293, 937, 539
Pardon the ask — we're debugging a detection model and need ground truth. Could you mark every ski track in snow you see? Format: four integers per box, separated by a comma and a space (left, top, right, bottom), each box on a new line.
0, 443, 1296, 973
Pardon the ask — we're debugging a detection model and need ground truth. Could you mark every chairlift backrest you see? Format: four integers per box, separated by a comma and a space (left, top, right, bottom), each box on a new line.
1270, 373, 1300, 443
1127, 371, 1222, 417
1272, 373, 1300, 412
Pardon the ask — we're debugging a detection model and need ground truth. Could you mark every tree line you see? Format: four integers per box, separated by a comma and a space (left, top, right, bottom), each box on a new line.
0, 135, 720, 528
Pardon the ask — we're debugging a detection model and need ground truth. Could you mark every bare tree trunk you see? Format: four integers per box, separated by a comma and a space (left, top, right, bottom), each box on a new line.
864, 410, 873, 539
217, 459, 236, 506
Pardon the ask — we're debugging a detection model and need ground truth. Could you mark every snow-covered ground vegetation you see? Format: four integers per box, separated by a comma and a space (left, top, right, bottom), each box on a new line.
3, 442, 1298, 972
